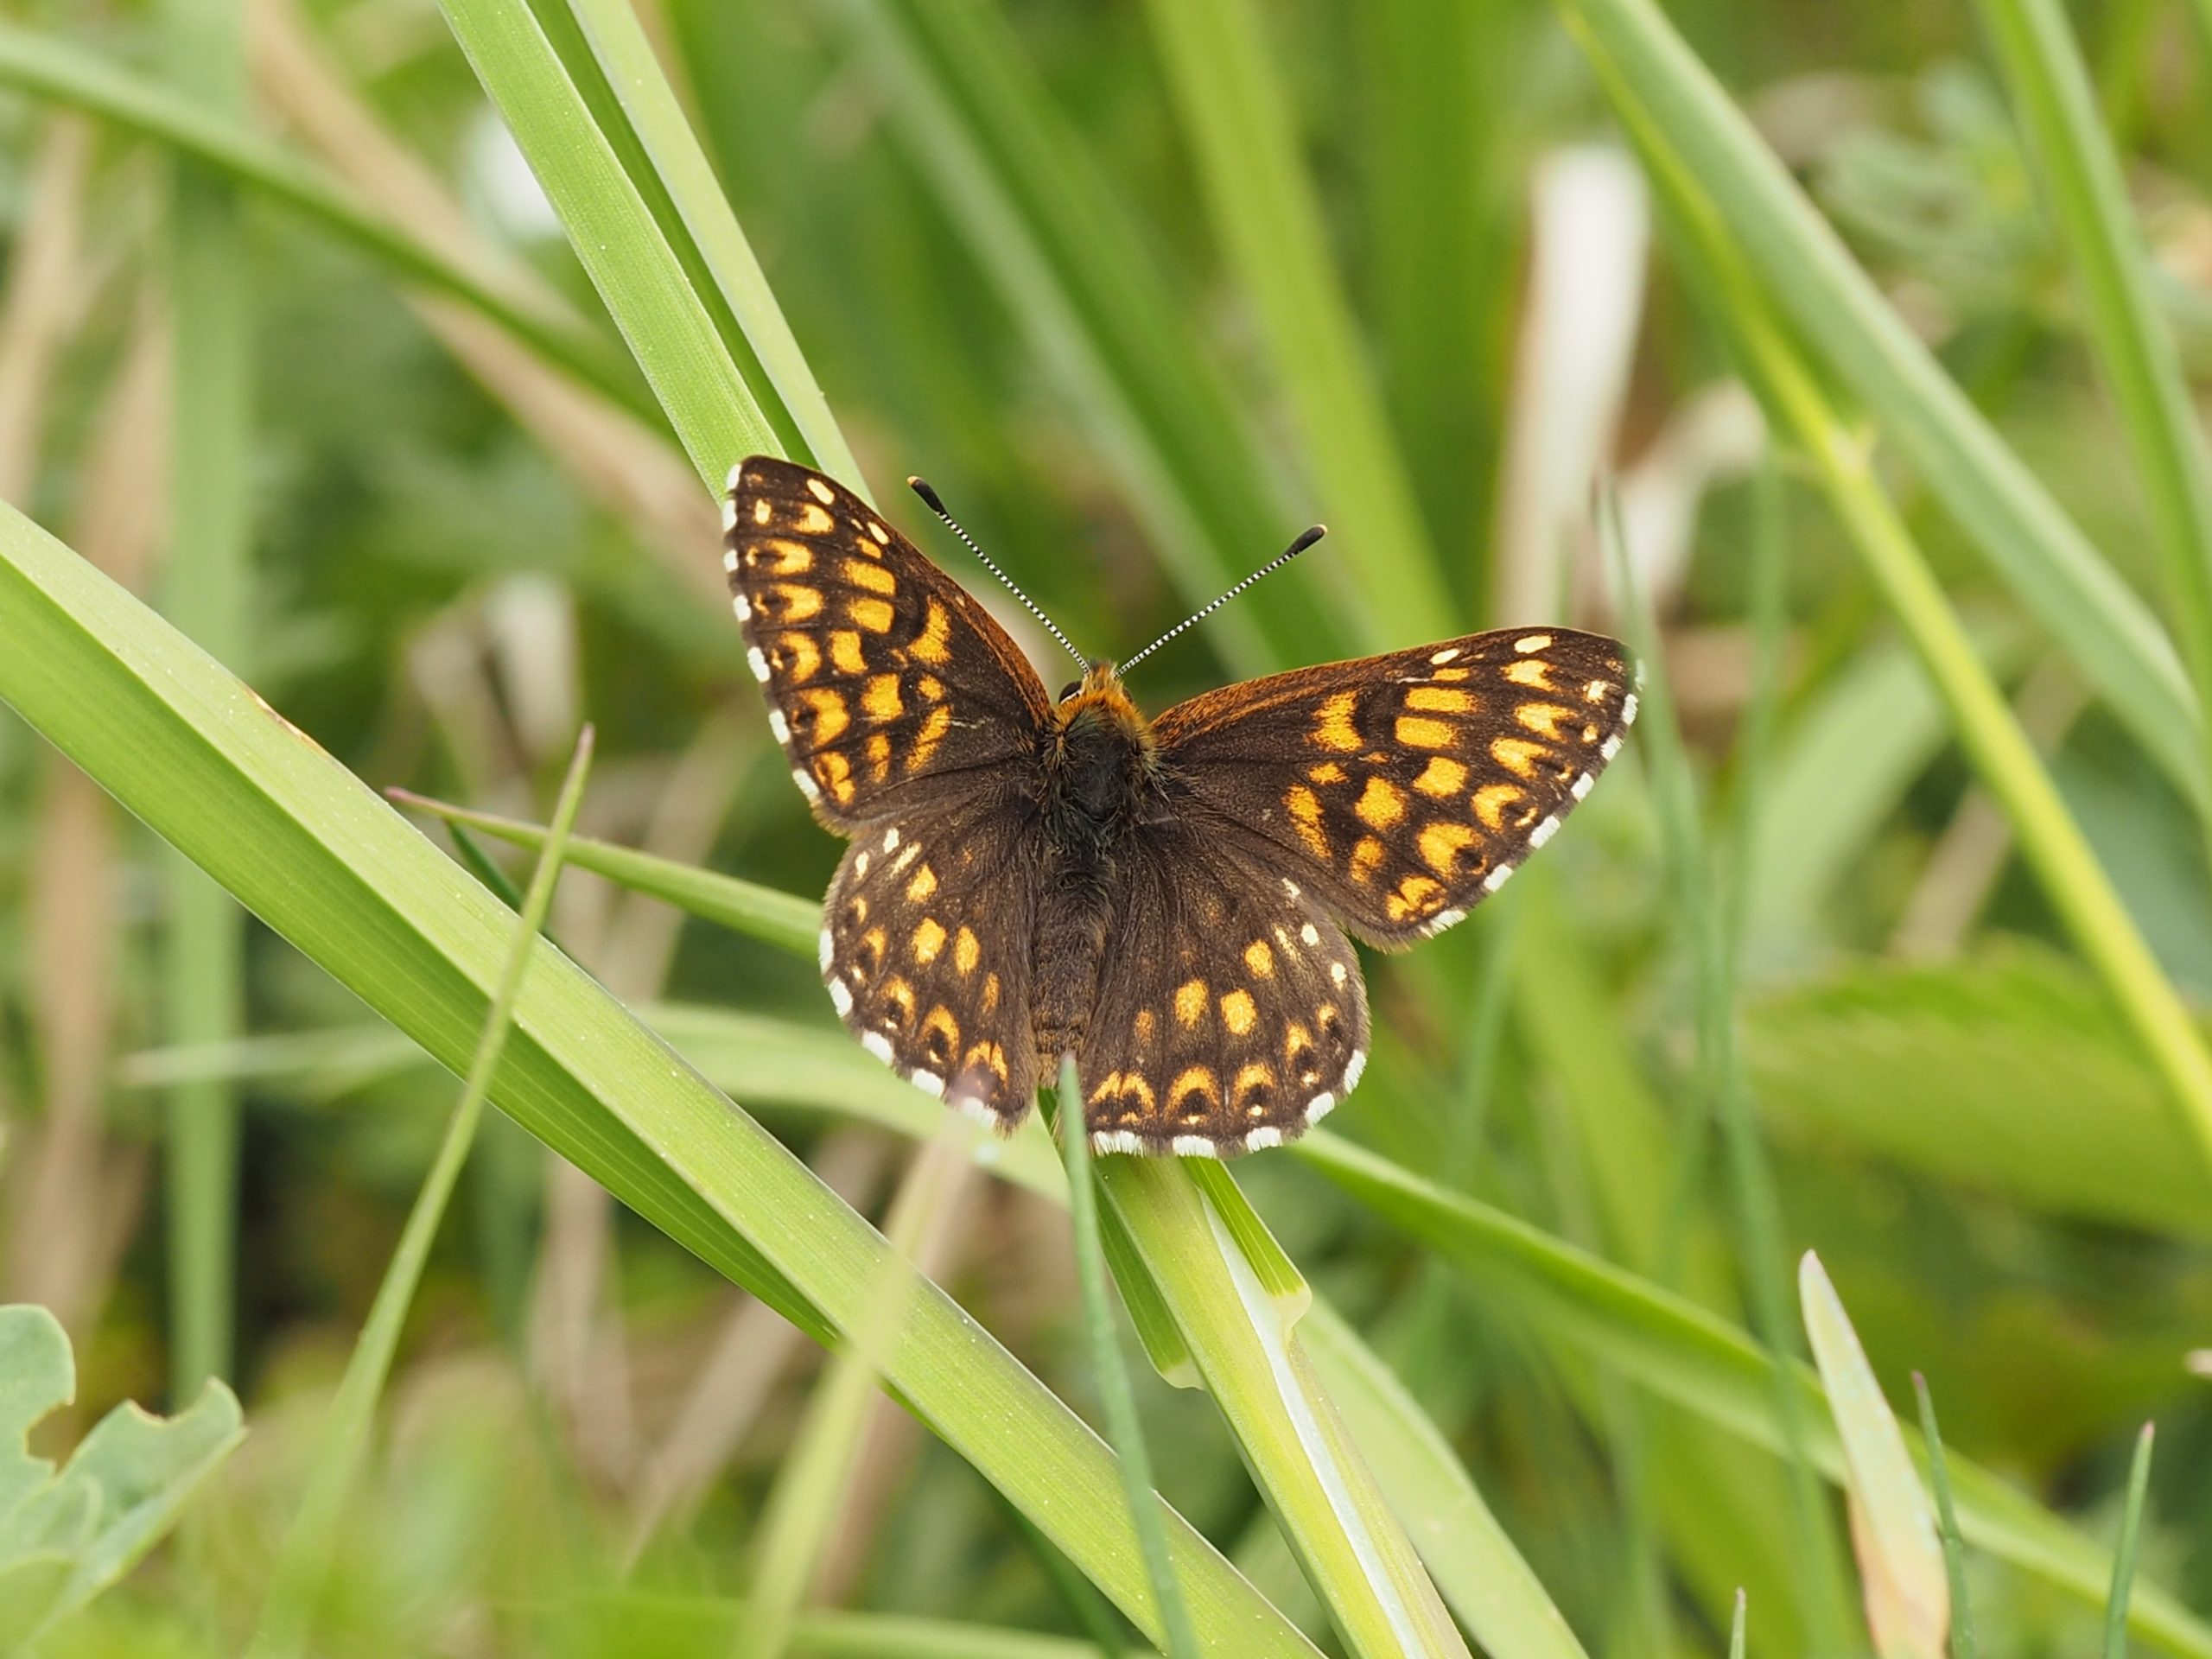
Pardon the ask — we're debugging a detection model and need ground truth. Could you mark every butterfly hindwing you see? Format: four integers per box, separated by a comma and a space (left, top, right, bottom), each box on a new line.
725, 456, 1052, 829
821, 792, 1046, 1128
1077, 825, 1369, 1154
1151, 628, 1637, 947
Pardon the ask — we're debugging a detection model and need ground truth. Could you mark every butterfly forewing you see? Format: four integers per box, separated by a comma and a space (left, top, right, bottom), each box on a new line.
1151, 628, 1637, 948
1078, 826, 1368, 1154
724, 456, 1052, 828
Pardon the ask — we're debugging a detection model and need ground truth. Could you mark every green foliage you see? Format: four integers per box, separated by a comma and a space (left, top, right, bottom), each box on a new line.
0, 1306, 242, 1649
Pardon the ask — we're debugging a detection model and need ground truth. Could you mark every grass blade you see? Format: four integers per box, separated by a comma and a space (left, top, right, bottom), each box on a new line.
433, 0, 776, 487
1140, 0, 1453, 641
820, 0, 1340, 675
160, 0, 251, 1400
1055, 1058, 1199, 1659
1553, 0, 2204, 805
2106, 1424, 2157, 1659
1799, 1252, 1948, 1659
551, 0, 863, 486
0, 22, 649, 420
247, 727, 596, 1659
1972, 0, 2212, 849
1096, 1157, 1471, 1659
741, 1134, 968, 1659
1912, 1375, 1980, 1659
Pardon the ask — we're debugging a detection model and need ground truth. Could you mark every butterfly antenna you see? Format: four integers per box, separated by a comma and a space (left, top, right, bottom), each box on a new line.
908, 476, 1088, 668
1119, 524, 1327, 674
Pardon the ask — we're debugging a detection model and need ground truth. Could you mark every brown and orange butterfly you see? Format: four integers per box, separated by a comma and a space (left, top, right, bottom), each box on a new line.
724, 454, 1636, 1156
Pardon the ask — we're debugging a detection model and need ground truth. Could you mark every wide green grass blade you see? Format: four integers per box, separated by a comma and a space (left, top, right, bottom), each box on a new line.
1300, 1302, 1592, 1659
161, 0, 250, 1400
1140, 0, 1453, 643
1095, 1158, 1470, 1659
0, 499, 1319, 1656
1552, 0, 2204, 806
0, 22, 649, 420
1972, 0, 2212, 847
249, 730, 596, 1659
820, 0, 1344, 677
540, 0, 862, 486
432, 0, 776, 487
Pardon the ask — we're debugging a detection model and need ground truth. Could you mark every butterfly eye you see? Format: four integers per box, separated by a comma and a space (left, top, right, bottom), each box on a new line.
1057, 679, 1083, 702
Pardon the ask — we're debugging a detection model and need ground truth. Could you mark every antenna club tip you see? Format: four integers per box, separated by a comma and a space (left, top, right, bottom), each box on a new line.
907, 475, 948, 513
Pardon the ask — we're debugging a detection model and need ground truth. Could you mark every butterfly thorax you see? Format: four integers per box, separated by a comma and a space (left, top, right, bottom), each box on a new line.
1038, 663, 1159, 855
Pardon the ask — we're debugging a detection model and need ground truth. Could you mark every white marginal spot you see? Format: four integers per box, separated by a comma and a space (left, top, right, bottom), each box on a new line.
1300, 922, 1320, 946
884, 827, 901, 853
1330, 960, 1349, 987
791, 766, 820, 802
907, 1069, 945, 1100
720, 497, 739, 531
1528, 816, 1560, 849
807, 477, 836, 504
1514, 632, 1553, 653
732, 590, 753, 623
1304, 1092, 1336, 1125
721, 546, 741, 572
1430, 647, 1461, 664
725, 462, 745, 493
861, 1031, 894, 1064
767, 709, 791, 744
1572, 771, 1597, 799
1344, 1050, 1368, 1092
1621, 690, 1640, 725
1170, 1135, 1220, 1159
817, 927, 834, 970
868, 521, 892, 545
1421, 907, 1465, 937
1243, 1126, 1284, 1152
1599, 734, 1623, 761
1090, 1129, 1147, 1156
855, 850, 871, 879
828, 980, 853, 1015
1483, 862, 1515, 893
951, 1093, 998, 1129
747, 646, 770, 683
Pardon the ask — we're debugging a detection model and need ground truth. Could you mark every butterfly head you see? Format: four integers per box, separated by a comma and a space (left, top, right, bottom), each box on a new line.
1054, 659, 1141, 723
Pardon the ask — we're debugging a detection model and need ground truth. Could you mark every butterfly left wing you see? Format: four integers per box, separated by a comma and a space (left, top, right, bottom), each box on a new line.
1150, 627, 1636, 947
725, 455, 1053, 830
1077, 823, 1369, 1155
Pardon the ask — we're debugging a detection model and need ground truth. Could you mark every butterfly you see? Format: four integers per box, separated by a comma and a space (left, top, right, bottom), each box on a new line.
722, 454, 1636, 1156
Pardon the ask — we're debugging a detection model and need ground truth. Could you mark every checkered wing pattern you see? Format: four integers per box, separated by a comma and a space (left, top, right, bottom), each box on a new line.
1078, 824, 1368, 1155
818, 792, 1047, 1129
724, 455, 1052, 829
1151, 628, 1637, 948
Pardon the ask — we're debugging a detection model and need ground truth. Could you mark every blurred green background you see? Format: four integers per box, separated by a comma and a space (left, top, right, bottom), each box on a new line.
3, 0, 2212, 1653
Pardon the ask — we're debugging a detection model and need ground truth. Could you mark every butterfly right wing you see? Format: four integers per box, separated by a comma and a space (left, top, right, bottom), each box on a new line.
1150, 627, 1637, 948
820, 788, 1047, 1130
726, 455, 1053, 829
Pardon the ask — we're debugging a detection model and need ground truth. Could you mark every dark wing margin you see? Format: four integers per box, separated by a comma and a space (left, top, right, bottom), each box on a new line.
725, 455, 1053, 830
820, 791, 1046, 1130
1077, 826, 1369, 1157
1150, 627, 1637, 948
